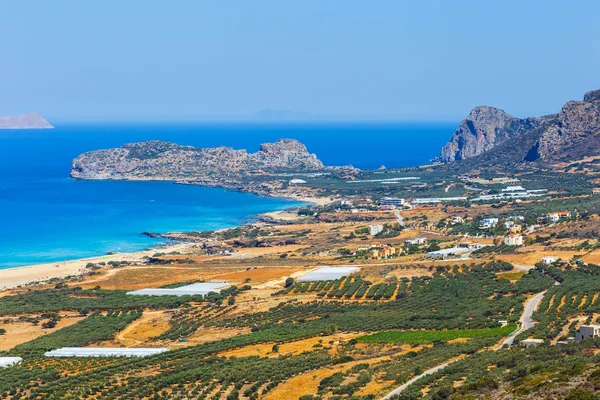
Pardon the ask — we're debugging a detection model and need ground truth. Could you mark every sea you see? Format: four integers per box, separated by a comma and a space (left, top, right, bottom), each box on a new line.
0, 121, 455, 269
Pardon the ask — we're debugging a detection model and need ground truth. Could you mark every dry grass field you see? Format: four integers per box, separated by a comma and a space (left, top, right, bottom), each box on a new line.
0, 316, 85, 351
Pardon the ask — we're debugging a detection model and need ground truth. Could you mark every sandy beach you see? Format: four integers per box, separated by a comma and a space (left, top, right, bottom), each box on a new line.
0, 242, 194, 290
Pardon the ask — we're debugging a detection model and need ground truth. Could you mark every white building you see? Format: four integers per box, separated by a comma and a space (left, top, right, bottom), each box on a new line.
452, 216, 464, 224
480, 217, 499, 229
369, 224, 384, 236
547, 212, 571, 223
541, 256, 558, 265
289, 178, 307, 185
459, 242, 483, 250
405, 237, 427, 245
576, 325, 600, 341
379, 197, 405, 207
504, 234, 523, 246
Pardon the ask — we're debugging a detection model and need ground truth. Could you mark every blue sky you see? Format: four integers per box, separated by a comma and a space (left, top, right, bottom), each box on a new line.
2, 1, 599, 120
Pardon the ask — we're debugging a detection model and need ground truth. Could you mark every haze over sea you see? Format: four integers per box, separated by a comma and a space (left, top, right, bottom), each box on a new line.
0, 122, 453, 269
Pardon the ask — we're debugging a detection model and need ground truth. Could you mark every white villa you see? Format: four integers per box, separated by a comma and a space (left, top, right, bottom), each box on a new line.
504, 234, 523, 246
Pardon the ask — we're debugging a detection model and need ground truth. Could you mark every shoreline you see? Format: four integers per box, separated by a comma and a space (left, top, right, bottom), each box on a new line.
0, 192, 333, 290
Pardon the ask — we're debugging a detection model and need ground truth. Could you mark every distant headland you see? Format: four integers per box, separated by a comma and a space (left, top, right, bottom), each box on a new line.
0, 113, 54, 129
71, 138, 356, 199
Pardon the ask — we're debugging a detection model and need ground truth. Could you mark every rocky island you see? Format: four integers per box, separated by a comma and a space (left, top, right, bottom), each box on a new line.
71, 138, 347, 198
0, 113, 54, 129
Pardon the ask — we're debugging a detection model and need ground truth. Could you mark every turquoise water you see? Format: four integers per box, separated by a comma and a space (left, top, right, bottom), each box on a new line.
0, 122, 454, 268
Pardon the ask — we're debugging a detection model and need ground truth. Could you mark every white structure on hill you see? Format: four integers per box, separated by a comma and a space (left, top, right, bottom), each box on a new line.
504, 234, 523, 246
576, 325, 600, 341
289, 178, 307, 185
369, 224, 384, 235
379, 197, 405, 207
405, 237, 427, 245
541, 256, 558, 265
45, 348, 169, 357
451, 216, 464, 224
480, 218, 499, 229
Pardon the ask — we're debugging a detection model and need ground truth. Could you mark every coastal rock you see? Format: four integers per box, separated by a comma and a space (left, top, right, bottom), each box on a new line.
439, 106, 549, 162
71, 139, 325, 182
0, 113, 54, 129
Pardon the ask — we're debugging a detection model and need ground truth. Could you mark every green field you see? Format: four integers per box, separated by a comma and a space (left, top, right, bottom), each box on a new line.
357, 324, 518, 344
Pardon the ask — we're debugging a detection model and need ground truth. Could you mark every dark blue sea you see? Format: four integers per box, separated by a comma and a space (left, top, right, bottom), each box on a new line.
0, 122, 454, 268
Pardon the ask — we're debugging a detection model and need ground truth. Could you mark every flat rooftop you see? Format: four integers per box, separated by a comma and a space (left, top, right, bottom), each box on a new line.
297, 267, 360, 282
127, 281, 229, 296
45, 347, 169, 357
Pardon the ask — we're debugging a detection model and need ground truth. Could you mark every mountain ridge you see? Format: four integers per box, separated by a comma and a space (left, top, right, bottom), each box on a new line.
439, 89, 600, 169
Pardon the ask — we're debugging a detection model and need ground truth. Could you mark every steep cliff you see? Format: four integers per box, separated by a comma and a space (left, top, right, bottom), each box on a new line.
442, 89, 600, 172
524, 89, 600, 162
0, 113, 53, 129
439, 106, 549, 162
71, 139, 325, 181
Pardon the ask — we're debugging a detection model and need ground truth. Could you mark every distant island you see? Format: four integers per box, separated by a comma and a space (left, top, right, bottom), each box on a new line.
0, 113, 53, 129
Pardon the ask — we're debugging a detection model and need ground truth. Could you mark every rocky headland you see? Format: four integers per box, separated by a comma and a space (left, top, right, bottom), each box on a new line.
0, 113, 54, 129
71, 138, 350, 198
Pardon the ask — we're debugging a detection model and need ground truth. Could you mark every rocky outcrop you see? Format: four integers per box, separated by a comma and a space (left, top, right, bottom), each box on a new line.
439, 106, 550, 162
0, 113, 53, 129
524, 89, 600, 162
442, 88, 600, 171
71, 139, 325, 182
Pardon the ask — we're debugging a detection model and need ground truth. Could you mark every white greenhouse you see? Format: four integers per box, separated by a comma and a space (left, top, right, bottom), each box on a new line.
0, 357, 23, 367
297, 267, 360, 282
127, 281, 229, 296
45, 347, 169, 357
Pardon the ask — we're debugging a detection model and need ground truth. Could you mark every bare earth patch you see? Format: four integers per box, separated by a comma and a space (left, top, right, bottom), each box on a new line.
0, 316, 84, 351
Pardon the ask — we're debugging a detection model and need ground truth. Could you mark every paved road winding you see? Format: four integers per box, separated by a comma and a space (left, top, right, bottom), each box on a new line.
380, 288, 549, 399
